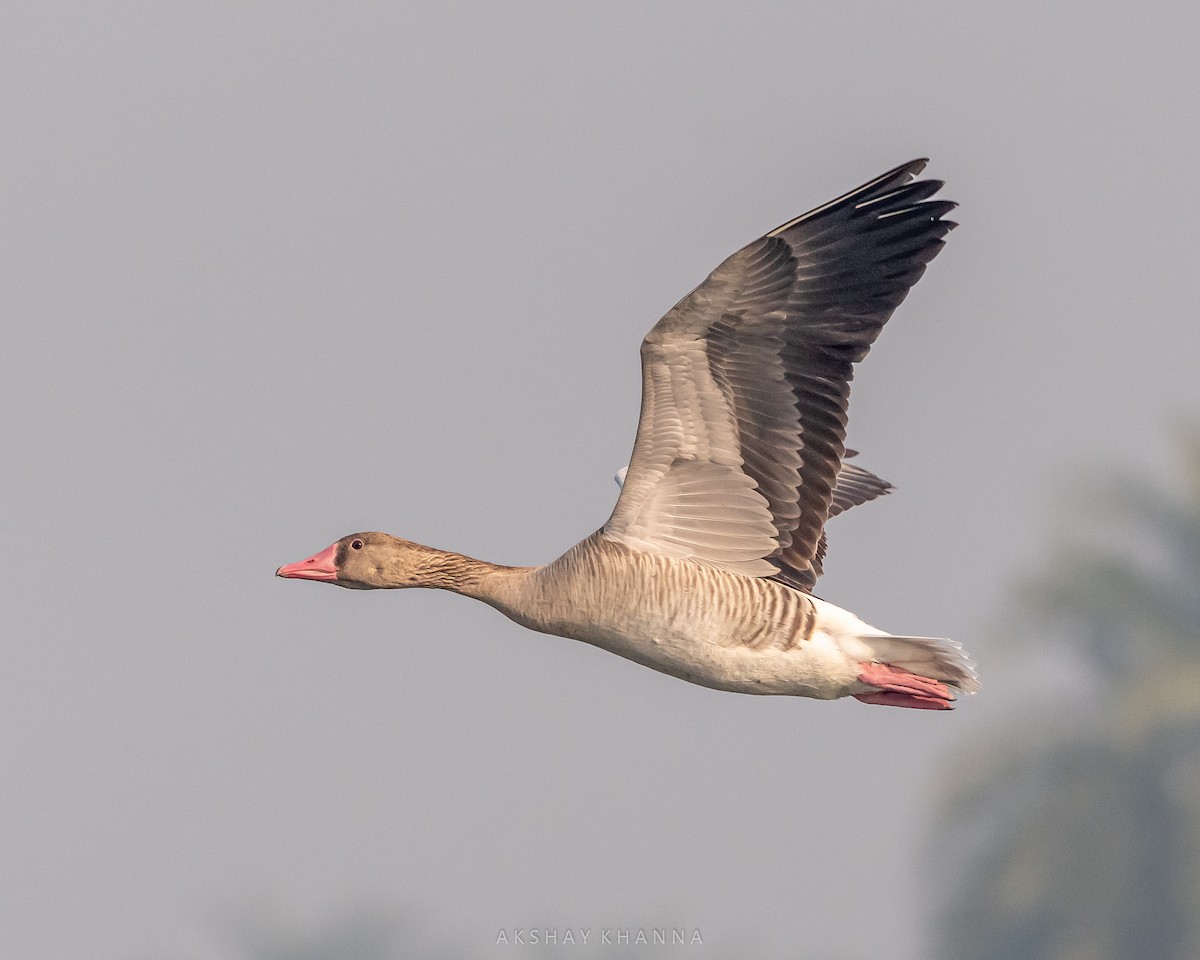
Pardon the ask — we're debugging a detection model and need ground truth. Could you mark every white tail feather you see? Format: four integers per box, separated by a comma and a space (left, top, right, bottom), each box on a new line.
855, 635, 980, 693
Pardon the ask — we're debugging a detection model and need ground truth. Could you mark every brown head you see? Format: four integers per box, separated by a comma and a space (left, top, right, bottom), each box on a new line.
275, 532, 445, 590
277, 532, 496, 592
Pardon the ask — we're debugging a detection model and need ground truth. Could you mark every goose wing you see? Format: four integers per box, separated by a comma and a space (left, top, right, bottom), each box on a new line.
827, 451, 892, 520
614, 450, 892, 518
602, 160, 954, 591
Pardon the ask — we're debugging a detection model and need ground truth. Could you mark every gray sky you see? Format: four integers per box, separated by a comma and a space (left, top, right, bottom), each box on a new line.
4, 1, 1198, 958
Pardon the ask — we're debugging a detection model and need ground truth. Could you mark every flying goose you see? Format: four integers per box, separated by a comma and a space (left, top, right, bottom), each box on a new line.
279, 159, 978, 709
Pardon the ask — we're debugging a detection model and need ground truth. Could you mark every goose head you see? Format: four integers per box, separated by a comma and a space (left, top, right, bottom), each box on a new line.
276, 532, 437, 589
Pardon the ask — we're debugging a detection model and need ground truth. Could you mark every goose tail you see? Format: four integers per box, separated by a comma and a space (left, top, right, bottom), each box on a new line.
850, 635, 979, 710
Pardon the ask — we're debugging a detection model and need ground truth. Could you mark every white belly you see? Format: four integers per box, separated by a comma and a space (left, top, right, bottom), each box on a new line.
583, 597, 879, 698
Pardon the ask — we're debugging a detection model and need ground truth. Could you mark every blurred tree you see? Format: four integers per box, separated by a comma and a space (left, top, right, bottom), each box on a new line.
933, 428, 1200, 960
216, 903, 455, 960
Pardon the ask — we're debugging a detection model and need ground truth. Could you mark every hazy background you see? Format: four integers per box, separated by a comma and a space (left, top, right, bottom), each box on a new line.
4, 2, 1198, 958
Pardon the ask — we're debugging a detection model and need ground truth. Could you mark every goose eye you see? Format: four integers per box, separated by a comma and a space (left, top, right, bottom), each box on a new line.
351, 539, 364, 550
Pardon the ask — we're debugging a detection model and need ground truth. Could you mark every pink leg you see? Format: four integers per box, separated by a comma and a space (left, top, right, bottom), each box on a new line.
853, 662, 955, 711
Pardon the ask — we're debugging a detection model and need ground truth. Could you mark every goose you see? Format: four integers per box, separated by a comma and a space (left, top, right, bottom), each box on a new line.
278, 159, 978, 709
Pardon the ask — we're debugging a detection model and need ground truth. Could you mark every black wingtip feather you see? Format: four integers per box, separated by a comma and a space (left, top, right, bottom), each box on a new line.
885, 158, 929, 179
768, 159, 942, 238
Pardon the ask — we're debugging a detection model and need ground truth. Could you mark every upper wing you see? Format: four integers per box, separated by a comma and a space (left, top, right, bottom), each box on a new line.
602, 159, 954, 590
